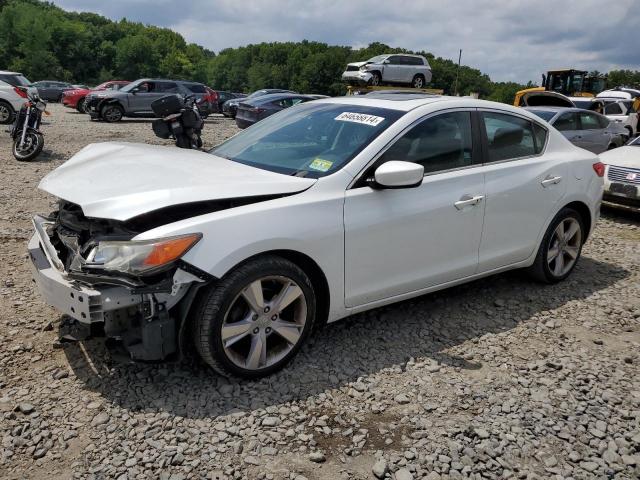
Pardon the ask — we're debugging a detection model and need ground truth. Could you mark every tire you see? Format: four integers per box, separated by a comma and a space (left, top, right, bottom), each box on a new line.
101, 103, 124, 123
13, 131, 44, 161
369, 71, 382, 86
0, 101, 15, 125
412, 74, 426, 89
76, 97, 86, 113
193, 255, 316, 378
527, 208, 584, 284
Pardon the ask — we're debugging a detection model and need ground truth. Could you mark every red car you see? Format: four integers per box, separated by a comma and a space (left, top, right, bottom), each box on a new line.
62, 80, 130, 112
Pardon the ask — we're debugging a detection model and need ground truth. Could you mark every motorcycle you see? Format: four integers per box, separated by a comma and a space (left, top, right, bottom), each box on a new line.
10, 87, 47, 161
151, 94, 204, 149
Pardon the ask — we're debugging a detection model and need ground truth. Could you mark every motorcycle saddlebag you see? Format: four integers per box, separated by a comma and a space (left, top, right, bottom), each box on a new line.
181, 109, 202, 129
151, 118, 172, 139
151, 94, 183, 118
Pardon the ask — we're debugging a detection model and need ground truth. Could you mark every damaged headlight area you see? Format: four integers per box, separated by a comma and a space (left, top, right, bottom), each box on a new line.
85, 234, 202, 276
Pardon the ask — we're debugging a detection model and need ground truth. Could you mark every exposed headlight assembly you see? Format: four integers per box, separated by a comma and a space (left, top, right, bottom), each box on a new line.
359, 65, 369, 71
85, 233, 202, 275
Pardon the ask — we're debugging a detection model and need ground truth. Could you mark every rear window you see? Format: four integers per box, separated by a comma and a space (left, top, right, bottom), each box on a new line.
0, 74, 30, 86
185, 83, 207, 93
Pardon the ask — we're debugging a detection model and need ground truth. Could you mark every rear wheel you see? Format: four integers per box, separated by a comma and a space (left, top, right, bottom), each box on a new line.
193, 255, 316, 378
0, 101, 15, 125
412, 74, 426, 88
101, 104, 123, 122
13, 131, 44, 161
528, 208, 584, 283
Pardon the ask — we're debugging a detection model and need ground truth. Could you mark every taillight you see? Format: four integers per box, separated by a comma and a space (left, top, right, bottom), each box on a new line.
14, 87, 28, 99
592, 162, 605, 177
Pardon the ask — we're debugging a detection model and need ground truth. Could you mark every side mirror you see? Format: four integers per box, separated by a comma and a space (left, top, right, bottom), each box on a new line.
131, 87, 140, 94
371, 161, 424, 189
383, 59, 390, 64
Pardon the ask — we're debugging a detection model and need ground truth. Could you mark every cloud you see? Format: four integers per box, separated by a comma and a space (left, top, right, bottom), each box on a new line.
51, 0, 639, 83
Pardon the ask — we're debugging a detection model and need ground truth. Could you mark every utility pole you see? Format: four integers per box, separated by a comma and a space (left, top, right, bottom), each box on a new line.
454, 49, 462, 96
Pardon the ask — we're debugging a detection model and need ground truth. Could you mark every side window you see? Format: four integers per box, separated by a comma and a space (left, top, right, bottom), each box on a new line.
482, 112, 536, 162
532, 123, 548, 154
597, 114, 610, 129
408, 56, 423, 65
604, 103, 623, 115
186, 83, 206, 94
579, 112, 602, 130
387, 56, 402, 65
554, 112, 578, 131
157, 82, 179, 93
379, 111, 474, 174
137, 82, 152, 93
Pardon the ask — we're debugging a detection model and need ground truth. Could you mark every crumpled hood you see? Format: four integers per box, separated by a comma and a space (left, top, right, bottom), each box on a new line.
39, 142, 315, 221
347, 61, 367, 68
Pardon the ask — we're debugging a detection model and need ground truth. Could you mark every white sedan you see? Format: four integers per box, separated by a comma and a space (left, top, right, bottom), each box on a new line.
600, 135, 640, 210
29, 94, 603, 378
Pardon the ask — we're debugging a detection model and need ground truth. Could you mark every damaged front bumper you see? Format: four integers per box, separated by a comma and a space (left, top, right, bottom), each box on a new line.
29, 215, 208, 361
341, 70, 372, 85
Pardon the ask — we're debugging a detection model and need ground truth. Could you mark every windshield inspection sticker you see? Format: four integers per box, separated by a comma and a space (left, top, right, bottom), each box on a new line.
309, 158, 333, 172
335, 112, 385, 126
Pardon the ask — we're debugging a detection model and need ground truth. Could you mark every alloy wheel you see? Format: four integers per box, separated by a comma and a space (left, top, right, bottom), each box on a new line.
103, 106, 122, 122
413, 76, 424, 88
547, 217, 582, 277
0, 104, 10, 123
221, 276, 307, 371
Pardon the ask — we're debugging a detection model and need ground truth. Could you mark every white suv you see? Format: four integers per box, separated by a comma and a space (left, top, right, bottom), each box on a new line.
342, 54, 432, 88
29, 95, 603, 378
0, 70, 32, 124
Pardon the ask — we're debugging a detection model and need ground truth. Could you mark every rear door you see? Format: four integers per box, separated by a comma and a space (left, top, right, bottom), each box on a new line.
478, 110, 567, 271
553, 112, 586, 148
577, 111, 608, 153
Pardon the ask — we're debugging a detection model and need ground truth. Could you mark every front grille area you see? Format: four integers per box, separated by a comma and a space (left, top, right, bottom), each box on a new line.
608, 165, 640, 185
345, 65, 359, 72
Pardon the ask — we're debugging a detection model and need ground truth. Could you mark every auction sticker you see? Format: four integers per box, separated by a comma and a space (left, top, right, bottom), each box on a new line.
335, 112, 385, 126
309, 158, 333, 172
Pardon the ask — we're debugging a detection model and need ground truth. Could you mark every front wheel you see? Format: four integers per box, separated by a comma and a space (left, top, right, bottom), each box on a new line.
528, 208, 584, 283
76, 97, 86, 113
193, 255, 316, 378
369, 71, 382, 86
13, 131, 44, 161
101, 104, 123, 123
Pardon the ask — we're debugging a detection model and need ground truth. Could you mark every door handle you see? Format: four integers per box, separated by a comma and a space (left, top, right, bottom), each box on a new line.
454, 194, 484, 210
541, 175, 562, 187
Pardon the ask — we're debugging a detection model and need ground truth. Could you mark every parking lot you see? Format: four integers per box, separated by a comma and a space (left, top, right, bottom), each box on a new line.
1, 104, 639, 479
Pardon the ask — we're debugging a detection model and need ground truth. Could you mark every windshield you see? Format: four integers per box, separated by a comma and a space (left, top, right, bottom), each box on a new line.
211, 102, 403, 178
366, 55, 388, 64
529, 110, 557, 122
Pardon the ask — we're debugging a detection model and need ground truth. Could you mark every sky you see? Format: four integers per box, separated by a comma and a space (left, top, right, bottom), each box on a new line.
51, 0, 639, 84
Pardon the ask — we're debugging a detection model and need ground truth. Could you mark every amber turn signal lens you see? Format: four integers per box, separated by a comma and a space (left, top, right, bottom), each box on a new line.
142, 234, 202, 267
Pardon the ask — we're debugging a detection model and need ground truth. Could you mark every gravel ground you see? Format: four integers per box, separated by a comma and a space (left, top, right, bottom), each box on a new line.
1, 103, 639, 480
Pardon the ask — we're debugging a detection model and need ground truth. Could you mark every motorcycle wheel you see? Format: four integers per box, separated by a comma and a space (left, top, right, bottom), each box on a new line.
13, 131, 44, 161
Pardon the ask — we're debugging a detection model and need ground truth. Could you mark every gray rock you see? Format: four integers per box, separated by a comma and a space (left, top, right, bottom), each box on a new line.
394, 468, 413, 480
309, 451, 326, 463
372, 458, 388, 478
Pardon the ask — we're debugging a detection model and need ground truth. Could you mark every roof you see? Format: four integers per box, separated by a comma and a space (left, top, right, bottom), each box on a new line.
0, 70, 23, 75
523, 106, 600, 114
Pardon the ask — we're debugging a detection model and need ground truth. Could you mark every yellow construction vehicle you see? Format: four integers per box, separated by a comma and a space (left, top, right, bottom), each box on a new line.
514, 69, 606, 106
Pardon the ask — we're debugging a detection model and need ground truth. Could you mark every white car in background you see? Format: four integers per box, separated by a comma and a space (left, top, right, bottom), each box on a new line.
341, 54, 432, 88
595, 88, 640, 137
0, 70, 32, 124
29, 95, 603, 378
600, 135, 640, 210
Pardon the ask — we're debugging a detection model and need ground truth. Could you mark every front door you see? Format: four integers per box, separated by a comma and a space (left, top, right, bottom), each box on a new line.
478, 110, 567, 271
344, 110, 485, 307
128, 81, 174, 114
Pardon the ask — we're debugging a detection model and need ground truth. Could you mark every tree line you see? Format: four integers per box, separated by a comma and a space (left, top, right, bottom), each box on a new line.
1, 0, 638, 105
